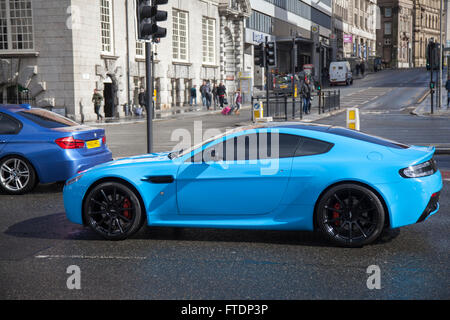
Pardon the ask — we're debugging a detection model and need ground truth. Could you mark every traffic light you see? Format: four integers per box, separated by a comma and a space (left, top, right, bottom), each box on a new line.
136, 0, 168, 41
265, 41, 276, 66
254, 42, 265, 67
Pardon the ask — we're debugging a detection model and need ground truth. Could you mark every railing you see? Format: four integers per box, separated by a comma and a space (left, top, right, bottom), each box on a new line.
251, 89, 340, 121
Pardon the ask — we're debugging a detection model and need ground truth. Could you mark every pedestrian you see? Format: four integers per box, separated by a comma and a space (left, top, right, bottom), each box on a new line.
212, 84, 218, 109
301, 78, 311, 114
138, 88, 146, 109
355, 63, 360, 76
92, 89, 103, 122
446, 78, 450, 107
200, 81, 207, 107
205, 81, 212, 110
360, 62, 365, 76
190, 85, 197, 106
217, 82, 226, 109
234, 89, 242, 115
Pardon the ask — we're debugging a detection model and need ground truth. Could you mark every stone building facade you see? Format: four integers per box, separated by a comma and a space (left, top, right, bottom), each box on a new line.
335, 0, 377, 60
411, 0, 441, 67
376, 0, 414, 68
0, 0, 250, 121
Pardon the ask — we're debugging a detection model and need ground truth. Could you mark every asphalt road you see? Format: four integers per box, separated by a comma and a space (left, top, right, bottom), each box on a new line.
0, 68, 449, 300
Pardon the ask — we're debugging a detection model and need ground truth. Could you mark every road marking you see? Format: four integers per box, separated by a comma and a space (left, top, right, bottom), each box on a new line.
35, 254, 148, 260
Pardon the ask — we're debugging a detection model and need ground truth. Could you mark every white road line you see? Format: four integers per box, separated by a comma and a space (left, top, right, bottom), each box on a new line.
35, 254, 148, 260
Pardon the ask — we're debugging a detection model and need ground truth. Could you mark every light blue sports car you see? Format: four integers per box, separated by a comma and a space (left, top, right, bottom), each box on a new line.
63, 123, 442, 247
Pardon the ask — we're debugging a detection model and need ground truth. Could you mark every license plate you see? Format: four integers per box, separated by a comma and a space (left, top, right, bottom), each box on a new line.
280, 85, 288, 88
86, 139, 101, 149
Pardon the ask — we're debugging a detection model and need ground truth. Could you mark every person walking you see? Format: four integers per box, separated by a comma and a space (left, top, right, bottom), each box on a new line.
360, 62, 365, 77
446, 78, 450, 108
200, 81, 207, 107
234, 89, 242, 115
92, 89, 103, 122
301, 78, 312, 114
217, 82, 226, 109
189, 85, 197, 106
205, 81, 212, 110
212, 84, 218, 109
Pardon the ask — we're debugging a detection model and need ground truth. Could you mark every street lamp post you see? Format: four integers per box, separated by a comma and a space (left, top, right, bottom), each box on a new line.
439, 0, 443, 109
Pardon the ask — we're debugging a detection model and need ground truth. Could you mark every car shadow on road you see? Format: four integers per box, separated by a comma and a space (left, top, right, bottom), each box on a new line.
4, 212, 400, 247
0, 182, 65, 196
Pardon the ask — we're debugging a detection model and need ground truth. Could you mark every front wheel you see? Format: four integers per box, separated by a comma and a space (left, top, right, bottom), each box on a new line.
316, 184, 385, 247
83, 182, 144, 240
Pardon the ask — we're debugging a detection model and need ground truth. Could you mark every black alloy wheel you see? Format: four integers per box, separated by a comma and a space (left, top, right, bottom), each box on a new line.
83, 182, 144, 240
316, 184, 385, 247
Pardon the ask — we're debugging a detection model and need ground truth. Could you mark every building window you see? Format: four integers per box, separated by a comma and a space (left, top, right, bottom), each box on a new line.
172, 9, 188, 61
246, 10, 273, 34
136, 41, 144, 57
100, 0, 113, 54
384, 22, 392, 35
385, 7, 392, 18
202, 17, 215, 64
0, 0, 34, 51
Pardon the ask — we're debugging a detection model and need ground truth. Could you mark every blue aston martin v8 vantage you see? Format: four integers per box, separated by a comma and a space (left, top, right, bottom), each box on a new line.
63, 123, 442, 247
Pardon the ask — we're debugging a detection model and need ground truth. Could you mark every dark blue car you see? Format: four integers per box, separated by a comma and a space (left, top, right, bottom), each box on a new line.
0, 104, 113, 194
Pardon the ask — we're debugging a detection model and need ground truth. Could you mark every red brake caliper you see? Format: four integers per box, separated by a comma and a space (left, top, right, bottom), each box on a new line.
123, 198, 131, 219
333, 203, 341, 226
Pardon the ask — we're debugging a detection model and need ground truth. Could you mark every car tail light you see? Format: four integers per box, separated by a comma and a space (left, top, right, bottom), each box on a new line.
399, 159, 437, 178
102, 136, 106, 145
55, 136, 85, 149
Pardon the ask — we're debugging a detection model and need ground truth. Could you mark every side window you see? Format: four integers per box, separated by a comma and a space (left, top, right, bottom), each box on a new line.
201, 133, 302, 161
0, 113, 21, 134
295, 137, 333, 156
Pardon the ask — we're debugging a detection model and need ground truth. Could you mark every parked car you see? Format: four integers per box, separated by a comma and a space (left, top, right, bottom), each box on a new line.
64, 122, 442, 247
0, 104, 113, 194
329, 61, 353, 86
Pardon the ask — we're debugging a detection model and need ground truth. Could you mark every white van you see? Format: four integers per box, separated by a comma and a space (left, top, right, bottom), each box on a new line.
329, 61, 353, 86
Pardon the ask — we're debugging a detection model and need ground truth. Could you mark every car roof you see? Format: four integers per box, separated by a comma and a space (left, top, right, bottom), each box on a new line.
242, 122, 409, 149
0, 104, 33, 113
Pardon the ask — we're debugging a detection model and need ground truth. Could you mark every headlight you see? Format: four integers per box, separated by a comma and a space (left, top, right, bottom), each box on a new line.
399, 159, 437, 178
65, 174, 84, 186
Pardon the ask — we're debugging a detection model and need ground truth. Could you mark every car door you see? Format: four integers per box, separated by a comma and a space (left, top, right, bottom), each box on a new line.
0, 112, 22, 153
176, 131, 302, 215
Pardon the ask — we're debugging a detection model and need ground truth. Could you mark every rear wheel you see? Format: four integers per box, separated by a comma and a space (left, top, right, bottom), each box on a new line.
0, 156, 36, 194
316, 184, 385, 247
83, 182, 144, 240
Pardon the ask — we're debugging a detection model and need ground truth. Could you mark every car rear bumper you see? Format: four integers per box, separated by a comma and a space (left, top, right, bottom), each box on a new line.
375, 171, 443, 228
39, 150, 112, 183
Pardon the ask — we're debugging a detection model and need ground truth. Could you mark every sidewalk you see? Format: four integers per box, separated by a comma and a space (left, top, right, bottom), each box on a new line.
86, 99, 345, 127
412, 88, 450, 117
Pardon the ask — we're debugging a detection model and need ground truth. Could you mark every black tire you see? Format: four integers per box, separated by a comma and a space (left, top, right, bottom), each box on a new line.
315, 184, 385, 247
0, 156, 37, 195
83, 181, 144, 240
